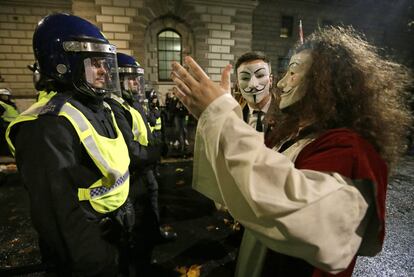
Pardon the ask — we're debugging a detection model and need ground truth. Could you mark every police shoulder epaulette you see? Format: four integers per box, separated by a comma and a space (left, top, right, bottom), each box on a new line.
39, 93, 72, 116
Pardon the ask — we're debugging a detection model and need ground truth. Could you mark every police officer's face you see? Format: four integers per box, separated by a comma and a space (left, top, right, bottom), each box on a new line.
91, 59, 108, 88
84, 57, 109, 89
127, 76, 139, 92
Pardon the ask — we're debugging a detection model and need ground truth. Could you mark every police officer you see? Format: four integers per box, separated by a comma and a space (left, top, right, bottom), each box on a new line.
6, 13, 133, 275
105, 53, 177, 275
147, 90, 163, 176
147, 90, 162, 143
0, 88, 18, 156
104, 53, 156, 275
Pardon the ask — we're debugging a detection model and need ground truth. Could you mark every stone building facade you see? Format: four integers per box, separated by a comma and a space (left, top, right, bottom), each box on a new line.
0, 0, 412, 110
253, 0, 414, 77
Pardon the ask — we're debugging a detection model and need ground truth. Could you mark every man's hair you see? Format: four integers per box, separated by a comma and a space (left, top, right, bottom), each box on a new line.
267, 26, 413, 170
235, 51, 271, 73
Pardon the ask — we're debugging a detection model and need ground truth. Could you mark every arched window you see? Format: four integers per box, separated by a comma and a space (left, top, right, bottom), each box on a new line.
157, 29, 182, 81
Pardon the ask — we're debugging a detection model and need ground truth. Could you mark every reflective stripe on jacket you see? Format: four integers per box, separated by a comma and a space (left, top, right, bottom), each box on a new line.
109, 94, 149, 146
152, 116, 162, 132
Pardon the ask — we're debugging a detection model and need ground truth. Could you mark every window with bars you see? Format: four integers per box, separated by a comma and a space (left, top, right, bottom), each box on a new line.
280, 16, 294, 38
157, 29, 182, 81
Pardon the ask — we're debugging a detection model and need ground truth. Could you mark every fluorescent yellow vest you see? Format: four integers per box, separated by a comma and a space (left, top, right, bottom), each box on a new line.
109, 94, 149, 146
37, 90, 57, 102
6, 95, 130, 214
0, 101, 19, 122
151, 116, 162, 133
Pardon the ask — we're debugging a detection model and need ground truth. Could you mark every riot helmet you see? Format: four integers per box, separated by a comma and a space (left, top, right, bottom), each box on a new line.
117, 53, 145, 102
0, 88, 12, 102
0, 88, 11, 96
32, 13, 120, 97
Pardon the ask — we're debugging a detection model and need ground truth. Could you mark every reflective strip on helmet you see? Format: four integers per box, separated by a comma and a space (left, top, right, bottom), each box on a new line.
63, 41, 116, 54
118, 67, 144, 75
0, 88, 11, 96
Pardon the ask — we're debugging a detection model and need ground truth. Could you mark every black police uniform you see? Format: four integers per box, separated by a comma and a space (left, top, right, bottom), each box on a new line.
105, 95, 160, 275
9, 92, 121, 276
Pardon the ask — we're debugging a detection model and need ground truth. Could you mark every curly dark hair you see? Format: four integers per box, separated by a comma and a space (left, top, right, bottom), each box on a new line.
266, 26, 413, 170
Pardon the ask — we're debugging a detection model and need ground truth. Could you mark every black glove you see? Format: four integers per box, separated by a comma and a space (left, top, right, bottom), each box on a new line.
149, 144, 161, 163
114, 198, 135, 233
99, 217, 122, 243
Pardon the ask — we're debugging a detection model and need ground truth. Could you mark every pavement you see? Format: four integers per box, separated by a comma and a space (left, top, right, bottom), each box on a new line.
0, 155, 413, 276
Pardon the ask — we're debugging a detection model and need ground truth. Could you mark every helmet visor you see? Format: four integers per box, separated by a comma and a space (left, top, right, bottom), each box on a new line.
84, 56, 120, 93
123, 74, 145, 97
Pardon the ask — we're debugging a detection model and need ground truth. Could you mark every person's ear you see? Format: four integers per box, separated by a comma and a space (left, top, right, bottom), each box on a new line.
269, 73, 273, 88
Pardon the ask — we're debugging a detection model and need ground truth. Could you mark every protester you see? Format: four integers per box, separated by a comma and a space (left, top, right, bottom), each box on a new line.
170, 26, 413, 277
235, 51, 275, 134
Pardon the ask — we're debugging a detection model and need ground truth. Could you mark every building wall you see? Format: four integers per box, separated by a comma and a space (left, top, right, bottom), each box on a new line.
252, 0, 414, 78
0, 0, 257, 109
138, 0, 257, 103
0, 0, 412, 111
0, 0, 71, 111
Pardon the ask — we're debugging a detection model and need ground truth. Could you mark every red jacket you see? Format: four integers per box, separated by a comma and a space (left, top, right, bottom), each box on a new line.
262, 128, 387, 277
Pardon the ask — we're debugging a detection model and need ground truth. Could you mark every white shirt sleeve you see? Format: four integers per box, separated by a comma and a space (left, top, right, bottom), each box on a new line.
193, 94, 371, 273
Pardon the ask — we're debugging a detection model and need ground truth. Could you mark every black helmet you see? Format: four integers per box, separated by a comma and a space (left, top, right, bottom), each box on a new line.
32, 13, 120, 97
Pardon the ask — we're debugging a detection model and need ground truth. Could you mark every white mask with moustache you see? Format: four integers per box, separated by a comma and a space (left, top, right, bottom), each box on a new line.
237, 61, 272, 104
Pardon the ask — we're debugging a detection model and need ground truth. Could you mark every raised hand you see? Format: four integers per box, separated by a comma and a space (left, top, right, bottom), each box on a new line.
170, 56, 232, 119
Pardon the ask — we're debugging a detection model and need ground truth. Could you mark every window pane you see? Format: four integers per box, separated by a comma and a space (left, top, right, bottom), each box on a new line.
173, 42, 181, 51
166, 40, 173, 51
280, 16, 293, 38
173, 52, 181, 62
159, 70, 169, 80
158, 30, 181, 81
159, 39, 166, 50
159, 51, 166, 60
159, 71, 165, 80
159, 60, 168, 70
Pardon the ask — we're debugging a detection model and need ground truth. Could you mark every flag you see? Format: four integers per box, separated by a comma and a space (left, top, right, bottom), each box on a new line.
299, 19, 304, 44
